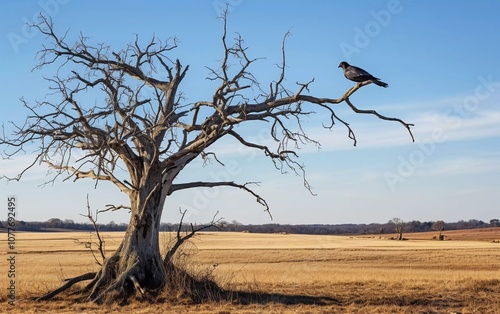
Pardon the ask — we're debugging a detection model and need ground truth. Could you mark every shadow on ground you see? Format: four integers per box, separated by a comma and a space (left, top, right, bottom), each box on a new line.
159, 262, 340, 307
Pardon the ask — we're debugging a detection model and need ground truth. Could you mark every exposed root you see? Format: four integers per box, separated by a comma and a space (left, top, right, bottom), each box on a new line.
36, 254, 156, 305
93, 264, 138, 304
88, 254, 120, 302
35, 272, 96, 301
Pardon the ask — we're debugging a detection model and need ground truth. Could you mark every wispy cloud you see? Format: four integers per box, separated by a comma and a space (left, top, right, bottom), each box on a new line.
412, 109, 500, 142
418, 154, 500, 177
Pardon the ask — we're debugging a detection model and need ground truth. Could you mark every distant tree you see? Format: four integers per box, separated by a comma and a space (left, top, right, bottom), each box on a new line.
432, 220, 445, 240
47, 218, 62, 228
490, 219, 500, 227
420, 221, 433, 232
390, 218, 405, 240
406, 220, 421, 232
0, 14, 414, 303
467, 219, 486, 228
456, 220, 467, 230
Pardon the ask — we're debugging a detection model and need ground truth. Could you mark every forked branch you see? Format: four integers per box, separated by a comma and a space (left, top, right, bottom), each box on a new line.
164, 209, 224, 264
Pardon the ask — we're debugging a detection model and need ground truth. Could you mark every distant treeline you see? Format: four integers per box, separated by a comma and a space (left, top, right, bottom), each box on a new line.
1, 218, 499, 235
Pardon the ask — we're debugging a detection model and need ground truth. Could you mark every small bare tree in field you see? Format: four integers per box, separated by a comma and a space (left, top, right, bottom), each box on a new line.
0, 12, 413, 303
432, 220, 445, 240
391, 218, 405, 240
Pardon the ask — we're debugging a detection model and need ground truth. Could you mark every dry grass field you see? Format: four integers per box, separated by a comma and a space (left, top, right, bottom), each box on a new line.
1, 228, 500, 313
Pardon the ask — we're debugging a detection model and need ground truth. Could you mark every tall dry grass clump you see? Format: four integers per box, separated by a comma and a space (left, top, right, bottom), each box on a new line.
159, 232, 235, 305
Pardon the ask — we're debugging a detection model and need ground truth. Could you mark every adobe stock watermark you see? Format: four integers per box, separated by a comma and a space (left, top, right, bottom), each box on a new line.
384, 74, 500, 192
7, 0, 71, 54
339, 0, 404, 61
6, 196, 18, 306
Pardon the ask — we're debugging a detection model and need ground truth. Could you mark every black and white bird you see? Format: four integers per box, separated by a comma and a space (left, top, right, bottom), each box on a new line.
338, 61, 388, 88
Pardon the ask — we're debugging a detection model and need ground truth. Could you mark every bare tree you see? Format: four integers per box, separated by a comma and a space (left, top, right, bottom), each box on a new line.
0, 13, 414, 303
432, 220, 445, 240
390, 218, 405, 240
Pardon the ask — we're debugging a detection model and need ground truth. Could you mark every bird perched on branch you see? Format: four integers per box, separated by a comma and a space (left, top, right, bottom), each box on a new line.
338, 61, 388, 88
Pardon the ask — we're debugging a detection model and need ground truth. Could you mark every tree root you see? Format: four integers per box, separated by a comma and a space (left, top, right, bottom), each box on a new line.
91, 260, 140, 304
35, 253, 145, 304
87, 254, 120, 302
35, 272, 96, 301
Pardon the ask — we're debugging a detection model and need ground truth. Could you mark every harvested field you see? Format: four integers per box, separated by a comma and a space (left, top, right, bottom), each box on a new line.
1, 229, 499, 313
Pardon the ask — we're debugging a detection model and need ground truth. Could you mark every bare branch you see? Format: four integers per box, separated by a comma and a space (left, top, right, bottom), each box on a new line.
169, 181, 271, 219
201, 151, 225, 167
270, 30, 292, 100
79, 195, 106, 265
164, 208, 224, 264
102, 204, 132, 213
344, 97, 415, 142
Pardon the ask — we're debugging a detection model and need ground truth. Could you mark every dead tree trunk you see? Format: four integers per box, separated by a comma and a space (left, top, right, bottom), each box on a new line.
83, 159, 191, 303
87, 220, 163, 302
84, 172, 166, 302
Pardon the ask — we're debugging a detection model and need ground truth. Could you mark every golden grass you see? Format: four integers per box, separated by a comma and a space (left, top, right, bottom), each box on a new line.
1, 231, 499, 313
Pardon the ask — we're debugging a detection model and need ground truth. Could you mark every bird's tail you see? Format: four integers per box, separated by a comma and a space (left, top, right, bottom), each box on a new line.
372, 79, 388, 88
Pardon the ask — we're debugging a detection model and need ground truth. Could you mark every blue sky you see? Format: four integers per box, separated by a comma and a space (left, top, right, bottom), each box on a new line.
1, 0, 499, 225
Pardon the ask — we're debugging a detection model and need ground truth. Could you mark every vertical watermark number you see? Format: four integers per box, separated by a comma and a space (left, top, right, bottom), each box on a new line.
7, 196, 17, 306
